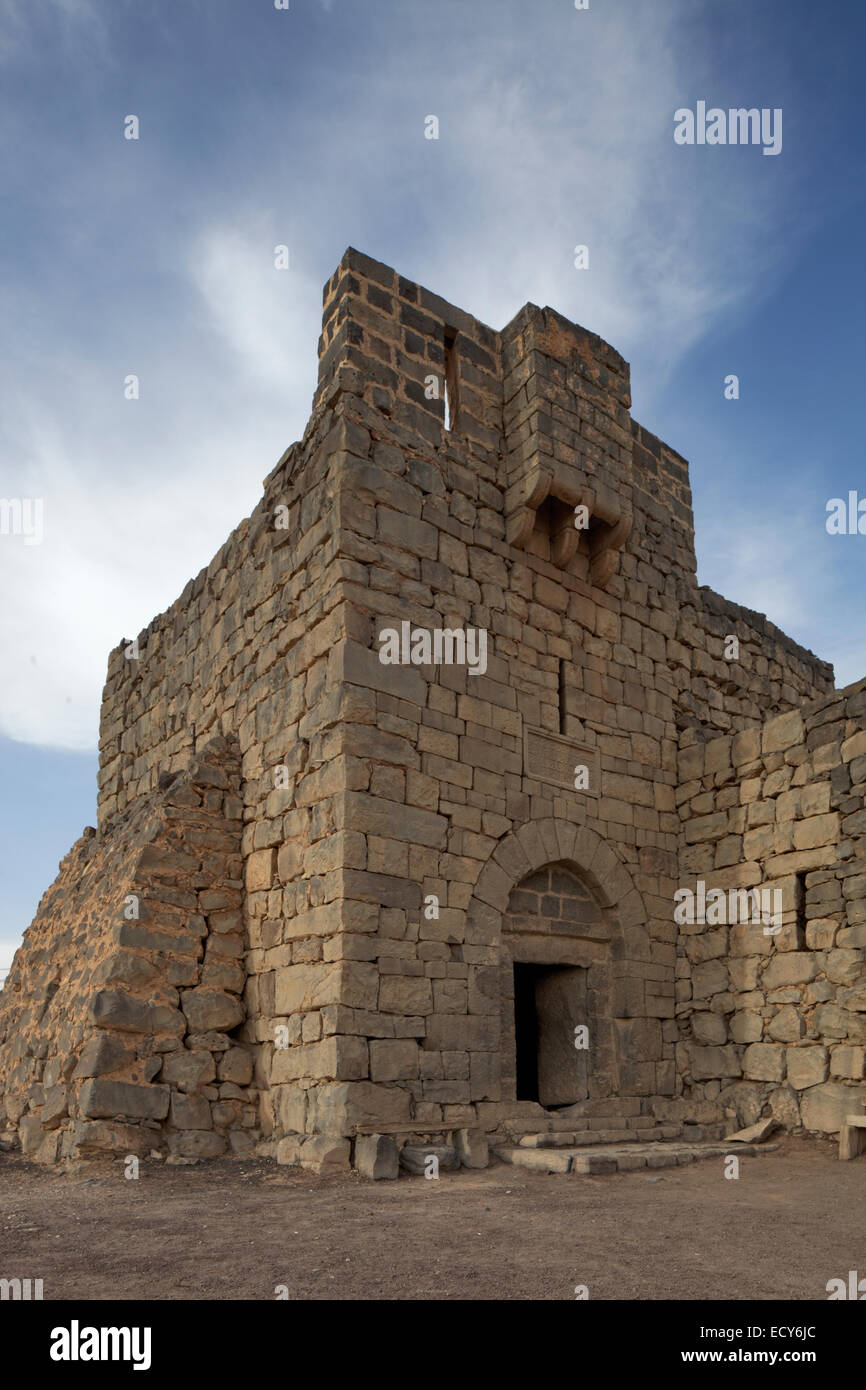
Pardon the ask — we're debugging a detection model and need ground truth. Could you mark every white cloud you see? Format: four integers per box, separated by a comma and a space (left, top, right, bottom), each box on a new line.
279, 1, 810, 415
189, 224, 322, 394
0, 0, 832, 753
696, 508, 865, 687
0, 229, 320, 751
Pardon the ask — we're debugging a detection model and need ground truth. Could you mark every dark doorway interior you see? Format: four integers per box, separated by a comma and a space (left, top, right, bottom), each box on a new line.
514, 963, 543, 1101
513, 961, 588, 1106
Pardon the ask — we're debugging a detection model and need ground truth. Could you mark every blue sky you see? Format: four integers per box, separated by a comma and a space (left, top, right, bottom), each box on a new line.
1, 0, 864, 969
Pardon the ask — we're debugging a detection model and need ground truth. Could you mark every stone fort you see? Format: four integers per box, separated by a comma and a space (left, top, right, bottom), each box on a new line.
1, 248, 864, 1175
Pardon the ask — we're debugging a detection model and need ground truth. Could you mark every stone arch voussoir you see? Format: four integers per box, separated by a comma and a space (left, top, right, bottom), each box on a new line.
472, 818, 647, 940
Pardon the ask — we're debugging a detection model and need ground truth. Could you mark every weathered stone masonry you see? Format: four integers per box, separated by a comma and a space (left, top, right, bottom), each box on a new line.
1, 247, 862, 1172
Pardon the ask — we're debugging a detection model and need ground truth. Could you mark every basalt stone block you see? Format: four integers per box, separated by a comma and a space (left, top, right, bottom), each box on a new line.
70, 1120, 154, 1156
691, 1012, 728, 1046
72, 1034, 134, 1079
299, 1135, 352, 1174
169, 1130, 226, 1159
217, 1048, 254, 1085
829, 1045, 865, 1080
369, 1039, 419, 1082
98, 950, 161, 991
742, 1044, 786, 1083
786, 1047, 828, 1090
400, 1143, 459, 1175
18, 1115, 46, 1156
686, 1044, 742, 1080
761, 953, 818, 990
572, 1153, 618, 1174
169, 1092, 212, 1130
159, 1050, 216, 1092
89, 990, 185, 1038
80, 1079, 170, 1121
355, 1133, 400, 1180
181, 989, 244, 1033
40, 1084, 69, 1131
762, 711, 804, 755
800, 1081, 866, 1134
310, 1081, 412, 1135
455, 1127, 489, 1169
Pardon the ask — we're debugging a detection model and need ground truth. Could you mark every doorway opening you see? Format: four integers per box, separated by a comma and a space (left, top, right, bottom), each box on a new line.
513, 961, 588, 1106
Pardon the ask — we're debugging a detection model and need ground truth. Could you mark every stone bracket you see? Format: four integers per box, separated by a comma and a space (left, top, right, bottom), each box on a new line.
505, 457, 632, 587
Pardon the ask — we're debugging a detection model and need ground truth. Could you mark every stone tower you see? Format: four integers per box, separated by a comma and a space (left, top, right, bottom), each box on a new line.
1, 249, 864, 1173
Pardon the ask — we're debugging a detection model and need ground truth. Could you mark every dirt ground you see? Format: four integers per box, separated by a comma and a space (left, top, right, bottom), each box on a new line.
0, 1135, 862, 1301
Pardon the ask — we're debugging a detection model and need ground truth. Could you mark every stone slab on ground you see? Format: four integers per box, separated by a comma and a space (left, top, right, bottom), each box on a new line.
493, 1140, 780, 1175
725, 1117, 780, 1143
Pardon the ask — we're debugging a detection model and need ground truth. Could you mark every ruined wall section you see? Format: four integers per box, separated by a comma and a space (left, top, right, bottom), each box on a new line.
92, 376, 391, 1148
628, 420, 832, 743
0, 739, 256, 1163
672, 682, 866, 1137
681, 586, 833, 737
96, 388, 345, 828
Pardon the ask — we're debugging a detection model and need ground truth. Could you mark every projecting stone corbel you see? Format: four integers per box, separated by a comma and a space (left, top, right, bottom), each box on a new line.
505, 463, 553, 549
586, 486, 632, 589
505, 459, 632, 589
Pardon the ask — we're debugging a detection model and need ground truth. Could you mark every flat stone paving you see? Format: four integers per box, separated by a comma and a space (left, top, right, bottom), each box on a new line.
494, 1139, 780, 1174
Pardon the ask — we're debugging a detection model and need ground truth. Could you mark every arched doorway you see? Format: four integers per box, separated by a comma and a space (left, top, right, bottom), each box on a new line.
500, 861, 616, 1108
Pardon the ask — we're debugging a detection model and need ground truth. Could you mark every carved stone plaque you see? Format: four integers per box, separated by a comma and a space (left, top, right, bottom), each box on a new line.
523, 726, 600, 796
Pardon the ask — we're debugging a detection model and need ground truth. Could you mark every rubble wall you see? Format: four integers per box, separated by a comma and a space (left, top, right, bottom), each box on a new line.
0, 738, 257, 1162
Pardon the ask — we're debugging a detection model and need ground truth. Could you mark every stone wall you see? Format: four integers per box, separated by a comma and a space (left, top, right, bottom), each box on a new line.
0, 738, 257, 1162
0, 247, 857, 1170
675, 682, 866, 1135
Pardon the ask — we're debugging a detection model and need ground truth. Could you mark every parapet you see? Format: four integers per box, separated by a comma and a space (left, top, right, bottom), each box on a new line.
317, 247, 642, 589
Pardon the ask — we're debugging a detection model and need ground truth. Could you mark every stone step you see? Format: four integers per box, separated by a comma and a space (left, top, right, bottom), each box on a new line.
492, 1140, 780, 1176
510, 1122, 693, 1148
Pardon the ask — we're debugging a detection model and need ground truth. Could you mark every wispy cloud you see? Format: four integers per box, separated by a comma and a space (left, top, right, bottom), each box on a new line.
0, 0, 842, 753
0, 229, 320, 750
189, 223, 322, 394
695, 505, 866, 685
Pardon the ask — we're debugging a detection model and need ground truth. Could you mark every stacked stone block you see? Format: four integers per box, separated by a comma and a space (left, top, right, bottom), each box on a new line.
0, 738, 257, 1162
675, 682, 866, 1134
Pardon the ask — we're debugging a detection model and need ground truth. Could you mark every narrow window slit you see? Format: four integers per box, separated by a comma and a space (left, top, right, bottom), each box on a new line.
443, 327, 459, 432
559, 659, 567, 734
794, 870, 807, 947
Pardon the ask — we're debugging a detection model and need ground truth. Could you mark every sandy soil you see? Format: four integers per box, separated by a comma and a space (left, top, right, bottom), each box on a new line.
0, 1135, 862, 1301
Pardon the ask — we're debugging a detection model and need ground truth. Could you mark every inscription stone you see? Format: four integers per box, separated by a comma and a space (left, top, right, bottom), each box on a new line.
524, 726, 600, 795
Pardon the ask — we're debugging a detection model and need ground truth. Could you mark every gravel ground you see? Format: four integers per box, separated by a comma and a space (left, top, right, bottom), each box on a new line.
0, 1134, 862, 1301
